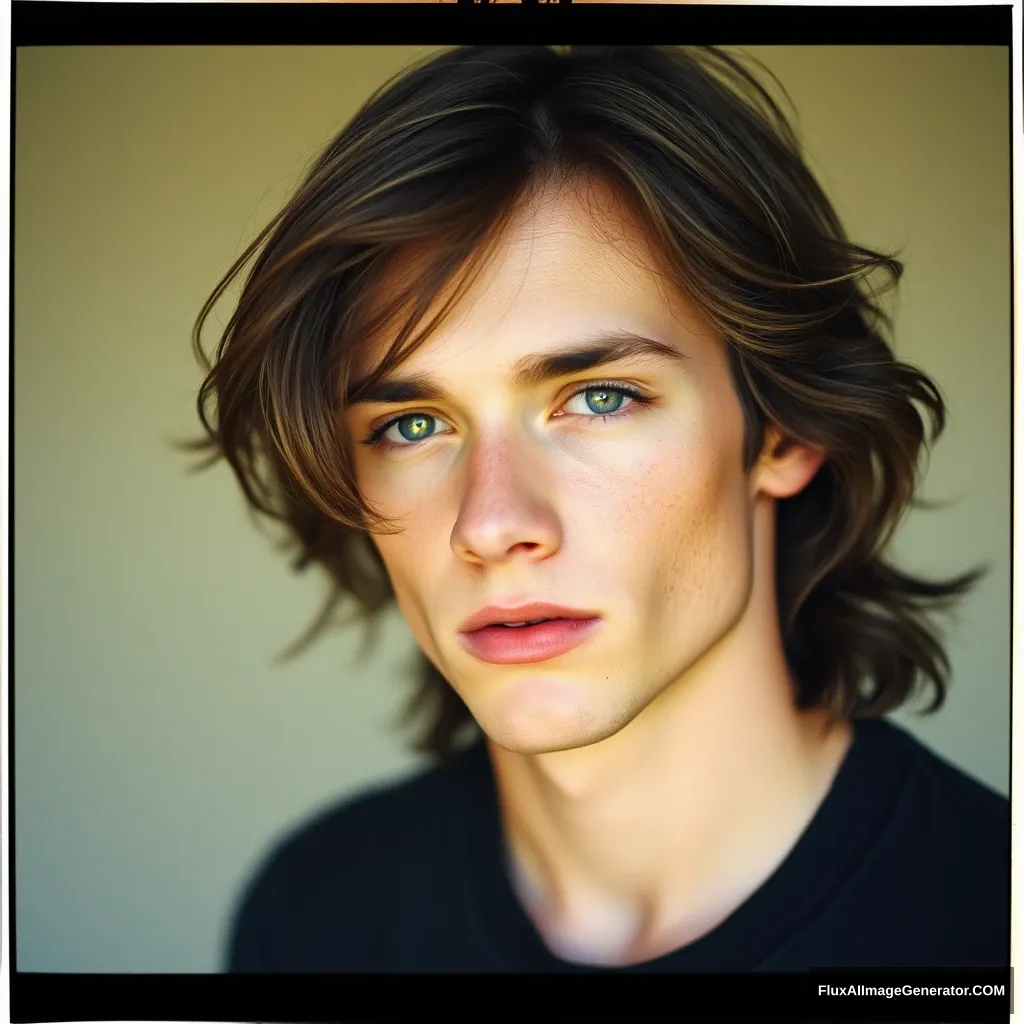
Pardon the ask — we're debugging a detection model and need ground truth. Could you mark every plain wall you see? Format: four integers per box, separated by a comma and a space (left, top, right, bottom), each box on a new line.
13, 45, 1010, 972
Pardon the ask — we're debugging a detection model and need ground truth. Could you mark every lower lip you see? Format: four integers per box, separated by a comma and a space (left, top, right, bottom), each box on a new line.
458, 618, 602, 665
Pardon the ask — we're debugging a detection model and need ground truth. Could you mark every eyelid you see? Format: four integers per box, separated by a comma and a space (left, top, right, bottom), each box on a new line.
562, 378, 650, 401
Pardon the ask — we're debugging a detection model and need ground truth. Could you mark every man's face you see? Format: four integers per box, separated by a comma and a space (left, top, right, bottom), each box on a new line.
346, 182, 760, 755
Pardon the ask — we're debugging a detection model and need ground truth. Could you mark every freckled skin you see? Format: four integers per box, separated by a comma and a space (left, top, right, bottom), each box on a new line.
347, 183, 764, 755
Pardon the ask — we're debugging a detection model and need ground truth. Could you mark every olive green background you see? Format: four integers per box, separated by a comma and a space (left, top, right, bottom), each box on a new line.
14, 46, 1011, 971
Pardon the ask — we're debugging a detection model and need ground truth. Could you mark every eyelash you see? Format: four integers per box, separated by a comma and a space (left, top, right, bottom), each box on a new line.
360, 381, 654, 449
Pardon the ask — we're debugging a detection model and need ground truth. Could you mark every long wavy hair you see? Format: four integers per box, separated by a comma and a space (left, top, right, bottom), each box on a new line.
180, 45, 982, 760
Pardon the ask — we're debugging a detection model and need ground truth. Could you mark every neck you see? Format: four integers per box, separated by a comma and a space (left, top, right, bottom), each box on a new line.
485, 507, 853, 967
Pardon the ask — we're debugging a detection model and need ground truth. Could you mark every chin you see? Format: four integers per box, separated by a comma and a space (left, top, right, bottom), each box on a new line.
475, 685, 638, 756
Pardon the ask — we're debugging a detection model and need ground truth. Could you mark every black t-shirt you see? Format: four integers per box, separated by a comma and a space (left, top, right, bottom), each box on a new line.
227, 716, 1009, 972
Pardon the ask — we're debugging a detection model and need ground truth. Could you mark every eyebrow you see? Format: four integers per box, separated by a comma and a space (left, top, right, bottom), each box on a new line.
346, 331, 686, 406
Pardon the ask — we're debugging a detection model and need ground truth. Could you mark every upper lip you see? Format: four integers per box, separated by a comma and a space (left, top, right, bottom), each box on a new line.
459, 602, 601, 633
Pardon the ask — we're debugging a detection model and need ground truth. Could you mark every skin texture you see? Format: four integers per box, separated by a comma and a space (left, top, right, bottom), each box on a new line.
345, 179, 852, 966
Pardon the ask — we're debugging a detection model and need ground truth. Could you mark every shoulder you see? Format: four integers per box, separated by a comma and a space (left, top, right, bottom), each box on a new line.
876, 718, 1008, 835
766, 717, 1009, 970
227, 742, 488, 972
848, 718, 1008, 965
861, 717, 1009, 881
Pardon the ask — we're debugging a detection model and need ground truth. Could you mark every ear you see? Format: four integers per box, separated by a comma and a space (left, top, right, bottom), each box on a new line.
750, 425, 826, 500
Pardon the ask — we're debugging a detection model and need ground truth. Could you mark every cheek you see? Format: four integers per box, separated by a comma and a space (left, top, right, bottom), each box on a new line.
660, 476, 748, 618
371, 528, 435, 613
370, 533, 454, 676
353, 451, 454, 609
354, 445, 458, 518
568, 417, 741, 545
607, 414, 750, 615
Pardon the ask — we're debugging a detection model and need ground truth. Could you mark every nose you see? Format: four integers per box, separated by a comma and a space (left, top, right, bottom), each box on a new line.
450, 431, 562, 566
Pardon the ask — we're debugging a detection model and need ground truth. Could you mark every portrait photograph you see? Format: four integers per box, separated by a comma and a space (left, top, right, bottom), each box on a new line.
8, 5, 1014, 1020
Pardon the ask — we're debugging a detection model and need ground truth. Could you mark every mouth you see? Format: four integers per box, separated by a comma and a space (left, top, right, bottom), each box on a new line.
484, 617, 554, 628
457, 604, 602, 665
459, 602, 600, 633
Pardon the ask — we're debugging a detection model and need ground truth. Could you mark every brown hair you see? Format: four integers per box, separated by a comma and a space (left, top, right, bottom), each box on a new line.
181, 45, 982, 760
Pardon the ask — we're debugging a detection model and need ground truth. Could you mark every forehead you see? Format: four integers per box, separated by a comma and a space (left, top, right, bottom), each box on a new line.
351, 178, 711, 379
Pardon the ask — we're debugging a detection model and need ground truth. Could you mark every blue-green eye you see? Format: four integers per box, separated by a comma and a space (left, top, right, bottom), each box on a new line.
362, 382, 649, 449
587, 388, 625, 414
378, 412, 449, 445
396, 414, 435, 441
564, 385, 638, 417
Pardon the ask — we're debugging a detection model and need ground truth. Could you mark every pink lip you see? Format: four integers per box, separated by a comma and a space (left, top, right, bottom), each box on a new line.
459, 602, 600, 634
458, 614, 602, 665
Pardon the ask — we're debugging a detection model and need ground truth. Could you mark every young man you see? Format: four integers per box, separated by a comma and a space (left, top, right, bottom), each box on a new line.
188, 45, 1008, 971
